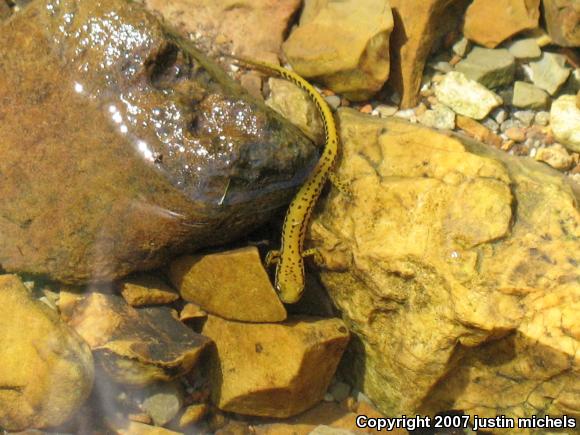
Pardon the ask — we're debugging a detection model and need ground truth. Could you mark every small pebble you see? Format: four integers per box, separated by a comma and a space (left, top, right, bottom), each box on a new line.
505, 127, 526, 142
394, 109, 416, 119
328, 381, 351, 402
501, 119, 523, 132
513, 110, 535, 127
493, 108, 508, 124
323, 392, 334, 402
452, 37, 471, 57
324, 95, 341, 110
375, 104, 398, 117
535, 144, 574, 170
482, 118, 499, 132
359, 104, 373, 114
534, 111, 550, 126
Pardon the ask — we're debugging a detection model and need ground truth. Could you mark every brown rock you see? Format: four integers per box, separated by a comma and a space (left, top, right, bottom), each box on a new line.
169, 247, 287, 322
0, 0, 317, 284
282, 0, 394, 101
505, 126, 527, 142
463, 0, 541, 48
0, 0, 10, 20
542, 0, 580, 47
144, 0, 302, 62
456, 115, 503, 147
389, 0, 469, 108
0, 275, 94, 431
202, 315, 349, 418
119, 274, 179, 307
67, 292, 210, 385
308, 108, 580, 424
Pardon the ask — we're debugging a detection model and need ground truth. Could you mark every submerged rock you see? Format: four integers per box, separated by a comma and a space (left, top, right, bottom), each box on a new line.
67, 292, 210, 385
512, 80, 550, 109
308, 109, 579, 426
0, 274, 94, 431
169, 246, 287, 322
551, 94, 580, 152
435, 71, 503, 119
463, 0, 541, 48
455, 47, 516, 88
0, 0, 317, 284
528, 52, 571, 95
542, 0, 580, 47
203, 315, 349, 418
389, 0, 468, 108
282, 0, 393, 101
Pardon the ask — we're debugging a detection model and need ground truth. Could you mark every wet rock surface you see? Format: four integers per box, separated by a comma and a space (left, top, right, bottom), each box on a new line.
308, 109, 579, 426
0, 0, 317, 284
169, 247, 287, 322
202, 315, 350, 418
67, 292, 210, 385
0, 275, 94, 431
282, 0, 394, 101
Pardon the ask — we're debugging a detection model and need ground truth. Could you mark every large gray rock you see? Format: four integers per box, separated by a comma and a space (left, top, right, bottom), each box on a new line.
0, 0, 317, 283
528, 52, 571, 95
512, 81, 550, 109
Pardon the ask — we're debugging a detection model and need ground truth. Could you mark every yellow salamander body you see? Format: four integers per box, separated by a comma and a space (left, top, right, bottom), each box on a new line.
236, 58, 338, 303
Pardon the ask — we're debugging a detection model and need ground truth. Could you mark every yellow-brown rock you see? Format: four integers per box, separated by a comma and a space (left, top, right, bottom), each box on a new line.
282, 0, 393, 101
67, 293, 210, 385
119, 274, 179, 307
202, 315, 349, 417
169, 247, 287, 322
542, 0, 580, 47
144, 0, 302, 63
266, 78, 324, 143
463, 0, 541, 48
307, 109, 579, 427
389, 0, 468, 108
0, 275, 94, 431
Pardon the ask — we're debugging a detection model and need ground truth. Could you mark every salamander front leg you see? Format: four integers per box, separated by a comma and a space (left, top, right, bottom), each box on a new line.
328, 172, 352, 199
265, 250, 281, 267
302, 248, 324, 266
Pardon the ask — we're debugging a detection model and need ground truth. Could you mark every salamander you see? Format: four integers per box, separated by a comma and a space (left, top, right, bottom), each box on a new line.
234, 58, 339, 303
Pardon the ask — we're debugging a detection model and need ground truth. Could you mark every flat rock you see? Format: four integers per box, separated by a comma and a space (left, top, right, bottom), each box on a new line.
202, 315, 349, 418
417, 104, 456, 130
0, 275, 94, 431
282, 0, 394, 101
308, 108, 580, 425
435, 72, 503, 120
455, 47, 516, 88
0, 0, 317, 284
535, 144, 574, 170
512, 81, 550, 109
542, 0, 580, 47
389, 0, 467, 108
463, 0, 541, 48
528, 52, 572, 95
266, 78, 324, 143
506, 37, 542, 59
144, 0, 302, 63
169, 247, 287, 322
67, 292, 210, 385
551, 94, 580, 152
119, 274, 179, 307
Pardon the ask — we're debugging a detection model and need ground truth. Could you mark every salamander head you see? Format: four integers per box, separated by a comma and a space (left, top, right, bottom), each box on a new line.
275, 264, 305, 304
